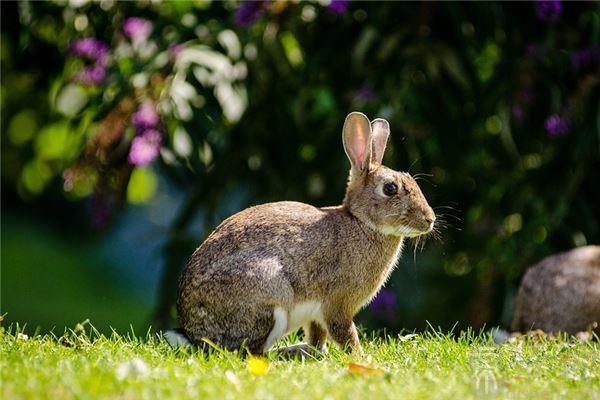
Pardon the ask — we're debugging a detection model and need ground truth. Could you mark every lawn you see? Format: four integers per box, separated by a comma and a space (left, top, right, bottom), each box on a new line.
1, 322, 598, 400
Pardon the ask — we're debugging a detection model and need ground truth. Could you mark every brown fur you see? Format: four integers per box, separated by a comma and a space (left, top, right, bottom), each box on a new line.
177, 112, 435, 353
512, 245, 600, 335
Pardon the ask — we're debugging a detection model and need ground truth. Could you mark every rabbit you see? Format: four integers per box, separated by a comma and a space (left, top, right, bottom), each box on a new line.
175, 112, 436, 354
512, 245, 600, 335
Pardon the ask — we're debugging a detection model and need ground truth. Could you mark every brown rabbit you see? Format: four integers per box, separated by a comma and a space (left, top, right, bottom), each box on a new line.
175, 112, 435, 354
512, 245, 600, 335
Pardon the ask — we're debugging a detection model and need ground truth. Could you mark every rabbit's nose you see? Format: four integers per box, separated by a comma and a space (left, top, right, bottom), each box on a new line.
425, 215, 435, 231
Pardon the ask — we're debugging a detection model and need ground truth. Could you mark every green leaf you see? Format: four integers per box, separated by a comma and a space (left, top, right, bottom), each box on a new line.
8, 110, 38, 147
474, 41, 501, 83
21, 159, 53, 194
127, 168, 158, 204
280, 32, 304, 69
34, 121, 73, 160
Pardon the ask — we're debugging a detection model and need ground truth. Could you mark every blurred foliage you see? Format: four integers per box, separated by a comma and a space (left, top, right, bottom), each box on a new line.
2, 1, 599, 331
2, 215, 152, 334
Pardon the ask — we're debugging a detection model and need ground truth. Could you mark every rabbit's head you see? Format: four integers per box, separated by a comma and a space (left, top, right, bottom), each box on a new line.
342, 112, 435, 237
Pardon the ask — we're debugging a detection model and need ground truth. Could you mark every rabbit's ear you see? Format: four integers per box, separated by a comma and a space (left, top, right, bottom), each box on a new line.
370, 119, 390, 165
343, 112, 372, 174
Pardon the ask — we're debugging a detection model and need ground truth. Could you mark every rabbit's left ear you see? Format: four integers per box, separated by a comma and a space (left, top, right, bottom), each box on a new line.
370, 119, 390, 165
343, 112, 372, 174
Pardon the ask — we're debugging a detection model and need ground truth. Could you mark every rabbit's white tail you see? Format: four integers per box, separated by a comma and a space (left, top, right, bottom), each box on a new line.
490, 327, 512, 344
163, 328, 193, 347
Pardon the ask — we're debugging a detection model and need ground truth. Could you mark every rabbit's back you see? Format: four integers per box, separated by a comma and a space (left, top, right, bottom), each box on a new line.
184, 201, 339, 283
512, 245, 600, 334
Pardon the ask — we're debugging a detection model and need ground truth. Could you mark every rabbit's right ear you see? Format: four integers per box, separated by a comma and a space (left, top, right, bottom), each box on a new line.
343, 112, 372, 174
370, 119, 390, 165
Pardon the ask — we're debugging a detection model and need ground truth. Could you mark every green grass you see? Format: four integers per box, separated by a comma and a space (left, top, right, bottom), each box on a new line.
1, 323, 599, 400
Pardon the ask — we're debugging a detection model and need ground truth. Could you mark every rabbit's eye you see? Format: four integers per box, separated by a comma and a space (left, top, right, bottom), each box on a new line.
383, 182, 398, 196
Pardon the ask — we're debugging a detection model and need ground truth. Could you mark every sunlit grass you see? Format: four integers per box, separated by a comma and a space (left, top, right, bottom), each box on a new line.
1, 322, 598, 400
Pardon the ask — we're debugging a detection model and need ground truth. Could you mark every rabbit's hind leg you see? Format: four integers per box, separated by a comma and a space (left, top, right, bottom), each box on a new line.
213, 303, 282, 355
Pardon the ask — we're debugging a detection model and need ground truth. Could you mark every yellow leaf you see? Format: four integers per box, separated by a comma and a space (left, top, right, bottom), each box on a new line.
247, 356, 270, 376
347, 362, 384, 377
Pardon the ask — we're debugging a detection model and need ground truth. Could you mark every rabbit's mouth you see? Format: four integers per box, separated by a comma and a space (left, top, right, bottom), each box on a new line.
379, 223, 431, 238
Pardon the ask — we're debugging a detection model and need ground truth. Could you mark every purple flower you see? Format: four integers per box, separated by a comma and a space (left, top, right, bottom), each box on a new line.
356, 86, 376, 103
70, 38, 110, 85
370, 289, 397, 312
75, 65, 106, 85
128, 129, 162, 166
534, 0, 562, 22
70, 38, 109, 65
571, 49, 591, 71
123, 17, 153, 41
234, 1, 268, 28
328, 0, 349, 15
168, 43, 184, 60
132, 101, 159, 130
571, 47, 600, 71
63, 170, 75, 192
544, 114, 569, 137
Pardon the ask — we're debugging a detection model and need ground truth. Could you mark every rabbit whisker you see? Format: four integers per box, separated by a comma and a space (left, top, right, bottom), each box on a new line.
432, 213, 462, 231
412, 173, 433, 179
407, 158, 420, 174
412, 174, 436, 187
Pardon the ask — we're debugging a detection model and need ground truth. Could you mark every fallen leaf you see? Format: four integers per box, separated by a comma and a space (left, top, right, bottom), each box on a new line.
348, 362, 384, 377
247, 356, 270, 376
